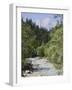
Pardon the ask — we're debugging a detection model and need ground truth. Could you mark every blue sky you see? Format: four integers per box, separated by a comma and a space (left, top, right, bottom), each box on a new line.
21, 12, 63, 30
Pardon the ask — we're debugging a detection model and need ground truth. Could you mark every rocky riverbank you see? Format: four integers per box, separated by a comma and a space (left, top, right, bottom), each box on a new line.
22, 57, 63, 77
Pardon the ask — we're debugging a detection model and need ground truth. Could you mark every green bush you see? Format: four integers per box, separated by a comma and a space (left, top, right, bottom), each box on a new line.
44, 26, 63, 69
37, 45, 45, 57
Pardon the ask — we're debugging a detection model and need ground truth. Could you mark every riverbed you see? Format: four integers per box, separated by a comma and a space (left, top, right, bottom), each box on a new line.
22, 57, 63, 77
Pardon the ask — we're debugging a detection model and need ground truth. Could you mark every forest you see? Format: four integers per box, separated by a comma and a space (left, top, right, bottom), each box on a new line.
21, 15, 63, 76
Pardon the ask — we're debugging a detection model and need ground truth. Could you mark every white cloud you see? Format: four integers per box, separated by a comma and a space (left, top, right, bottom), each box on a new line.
35, 20, 40, 27
35, 18, 50, 30
35, 17, 57, 30
41, 18, 50, 27
41, 17, 57, 30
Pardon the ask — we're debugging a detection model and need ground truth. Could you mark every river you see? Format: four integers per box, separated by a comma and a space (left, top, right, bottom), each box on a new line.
23, 57, 63, 77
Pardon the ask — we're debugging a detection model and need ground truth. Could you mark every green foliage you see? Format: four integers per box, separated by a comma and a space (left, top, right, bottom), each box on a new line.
21, 18, 49, 59
44, 25, 63, 69
37, 44, 45, 57
21, 17, 63, 70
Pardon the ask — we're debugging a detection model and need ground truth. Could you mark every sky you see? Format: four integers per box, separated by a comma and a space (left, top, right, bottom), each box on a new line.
21, 12, 63, 30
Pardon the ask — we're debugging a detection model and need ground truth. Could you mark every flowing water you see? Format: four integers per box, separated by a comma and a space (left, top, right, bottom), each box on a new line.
23, 57, 63, 77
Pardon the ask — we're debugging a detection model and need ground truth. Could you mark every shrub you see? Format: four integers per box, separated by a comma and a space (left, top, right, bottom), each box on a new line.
37, 45, 45, 57
44, 26, 63, 69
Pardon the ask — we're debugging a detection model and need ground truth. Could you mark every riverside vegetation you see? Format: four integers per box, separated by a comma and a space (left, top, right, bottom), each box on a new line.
21, 17, 63, 76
